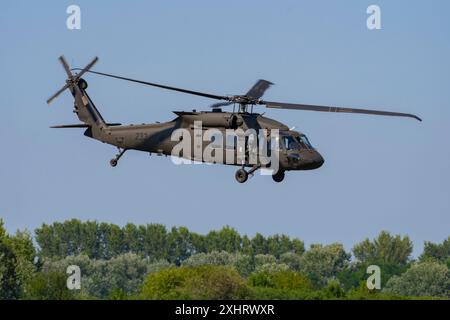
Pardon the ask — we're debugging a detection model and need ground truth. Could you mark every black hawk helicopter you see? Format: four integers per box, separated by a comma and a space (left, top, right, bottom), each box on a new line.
47, 56, 421, 183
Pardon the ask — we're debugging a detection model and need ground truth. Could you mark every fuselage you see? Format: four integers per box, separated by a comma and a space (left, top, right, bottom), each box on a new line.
91, 110, 324, 171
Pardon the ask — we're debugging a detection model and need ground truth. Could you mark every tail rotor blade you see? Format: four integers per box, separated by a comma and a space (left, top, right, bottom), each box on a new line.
74, 56, 99, 79
47, 56, 98, 105
47, 83, 70, 105
59, 56, 73, 78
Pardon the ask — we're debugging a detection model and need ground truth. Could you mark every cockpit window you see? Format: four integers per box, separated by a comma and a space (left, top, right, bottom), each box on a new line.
282, 135, 302, 150
297, 135, 313, 149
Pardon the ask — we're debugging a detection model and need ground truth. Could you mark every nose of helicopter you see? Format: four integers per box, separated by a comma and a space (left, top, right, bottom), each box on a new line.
303, 150, 324, 169
313, 151, 325, 169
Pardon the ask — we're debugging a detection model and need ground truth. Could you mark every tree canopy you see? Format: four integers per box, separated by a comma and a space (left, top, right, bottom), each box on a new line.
0, 218, 449, 300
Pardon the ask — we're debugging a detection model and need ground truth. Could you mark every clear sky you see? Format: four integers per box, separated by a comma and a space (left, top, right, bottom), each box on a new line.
1, 1, 449, 256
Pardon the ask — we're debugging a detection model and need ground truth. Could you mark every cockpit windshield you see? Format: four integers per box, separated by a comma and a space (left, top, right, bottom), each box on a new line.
282, 135, 301, 150
297, 135, 313, 149
280, 133, 313, 150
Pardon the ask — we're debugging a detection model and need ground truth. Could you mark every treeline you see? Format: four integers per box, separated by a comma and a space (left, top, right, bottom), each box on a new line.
35, 219, 305, 263
1, 219, 450, 300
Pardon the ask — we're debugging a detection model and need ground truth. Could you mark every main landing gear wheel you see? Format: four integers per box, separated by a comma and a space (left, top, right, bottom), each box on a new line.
235, 169, 248, 183
109, 148, 127, 167
272, 170, 285, 183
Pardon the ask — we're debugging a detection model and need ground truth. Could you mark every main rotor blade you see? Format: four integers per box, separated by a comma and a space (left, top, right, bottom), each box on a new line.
246, 79, 273, 99
47, 83, 69, 105
210, 101, 234, 109
262, 101, 422, 121
75, 69, 230, 101
74, 56, 99, 79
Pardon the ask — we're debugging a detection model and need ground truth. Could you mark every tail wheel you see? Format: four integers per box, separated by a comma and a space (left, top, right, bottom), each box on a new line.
272, 170, 285, 183
110, 159, 118, 167
235, 169, 248, 183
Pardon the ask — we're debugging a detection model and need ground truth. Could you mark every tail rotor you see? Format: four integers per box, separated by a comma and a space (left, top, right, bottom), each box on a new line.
46, 55, 98, 105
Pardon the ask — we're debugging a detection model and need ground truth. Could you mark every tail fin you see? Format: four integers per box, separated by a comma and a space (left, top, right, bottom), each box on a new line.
47, 56, 107, 129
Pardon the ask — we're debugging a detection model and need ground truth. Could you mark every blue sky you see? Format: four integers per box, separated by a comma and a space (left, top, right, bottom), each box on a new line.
1, 1, 449, 256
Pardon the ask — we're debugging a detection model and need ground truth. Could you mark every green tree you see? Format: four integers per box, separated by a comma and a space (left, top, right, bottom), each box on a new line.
7, 230, 36, 297
36, 220, 100, 258
240, 235, 253, 256
42, 253, 149, 298
146, 259, 174, 274
383, 261, 450, 298
279, 252, 302, 271
168, 227, 196, 265
80, 220, 100, 258
291, 238, 305, 255
254, 254, 276, 266
141, 224, 168, 260
353, 231, 413, 266
0, 220, 37, 299
103, 252, 149, 296
0, 239, 19, 299
98, 222, 124, 259
251, 233, 268, 255
266, 234, 293, 258
204, 226, 241, 253
299, 243, 351, 288
420, 237, 450, 264
248, 270, 314, 299
338, 262, 409, 291
123, 223, 142, 254
249, 269, 311, 290
25, 271, 74, 300
140, 266, 248, 299
182, 251, 254, 277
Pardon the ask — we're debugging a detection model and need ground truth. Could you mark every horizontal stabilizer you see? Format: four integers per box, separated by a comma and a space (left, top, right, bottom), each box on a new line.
50, 123, 121, 128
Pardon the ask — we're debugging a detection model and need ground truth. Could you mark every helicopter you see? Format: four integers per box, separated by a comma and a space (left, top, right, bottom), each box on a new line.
47, 56, 421, 183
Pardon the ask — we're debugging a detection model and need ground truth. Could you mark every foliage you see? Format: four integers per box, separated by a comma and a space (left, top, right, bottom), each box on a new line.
24, 270, 74, 300
182, 251, 253, 276
35, 221, 303, 265
41, 253, 150, 298
0, 240, 19, 299
383, 261, 450, 298
338, 262, 409, 291
279, 252, 302, 271
247, 270, 316, 299
420, 236, 450, 263
298, 243, 351, 288
255, 263, 290, 273
353, 231, 413, 266
249, 270, 312, 290
346, 282, 408, 300
320, 280, 346, 299
2, 218, 450, 300
140, 266, 249, 299
0, 219, 36, 299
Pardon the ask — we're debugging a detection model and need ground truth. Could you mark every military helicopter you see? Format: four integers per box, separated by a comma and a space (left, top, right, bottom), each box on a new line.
47, 56, 421, 183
